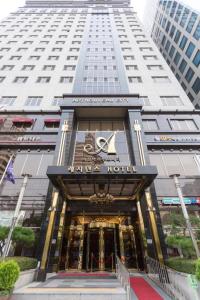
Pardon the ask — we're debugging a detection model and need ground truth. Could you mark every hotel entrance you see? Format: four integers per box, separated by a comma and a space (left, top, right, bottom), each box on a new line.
61, 215, 140, 272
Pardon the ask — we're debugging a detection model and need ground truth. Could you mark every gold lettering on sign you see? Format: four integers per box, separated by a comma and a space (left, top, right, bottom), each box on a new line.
67, 165, 137, 174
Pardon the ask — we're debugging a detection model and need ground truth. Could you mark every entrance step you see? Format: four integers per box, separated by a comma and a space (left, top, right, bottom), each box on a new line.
12, 272, 126, 300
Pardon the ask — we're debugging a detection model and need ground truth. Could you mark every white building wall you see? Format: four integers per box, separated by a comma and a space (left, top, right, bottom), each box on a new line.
0, 1, 194, 111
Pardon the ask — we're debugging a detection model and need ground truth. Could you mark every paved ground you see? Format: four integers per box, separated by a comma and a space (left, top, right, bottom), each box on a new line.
12, 272, 172, 300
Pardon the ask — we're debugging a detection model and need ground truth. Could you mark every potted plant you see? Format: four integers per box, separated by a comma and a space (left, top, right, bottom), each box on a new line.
0, 260, 20, 299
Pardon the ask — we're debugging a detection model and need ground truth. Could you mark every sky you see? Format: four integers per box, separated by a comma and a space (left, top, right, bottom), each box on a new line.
0, 0, 199, 23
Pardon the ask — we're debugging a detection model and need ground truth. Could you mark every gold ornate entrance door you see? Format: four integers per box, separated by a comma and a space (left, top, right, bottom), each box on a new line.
65, 224, 84, 270
87, 222, 116, 272
119, 224, 138, 269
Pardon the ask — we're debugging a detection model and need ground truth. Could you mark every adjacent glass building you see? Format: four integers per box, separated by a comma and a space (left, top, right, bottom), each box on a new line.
146, 0, 200, 107
0, 0, 199, 279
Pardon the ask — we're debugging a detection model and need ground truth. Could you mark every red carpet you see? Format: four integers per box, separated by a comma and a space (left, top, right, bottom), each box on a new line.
130, 277, 163, 300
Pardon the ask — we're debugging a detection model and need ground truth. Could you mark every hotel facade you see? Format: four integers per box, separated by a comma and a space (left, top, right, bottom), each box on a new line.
0, 0, 199, 279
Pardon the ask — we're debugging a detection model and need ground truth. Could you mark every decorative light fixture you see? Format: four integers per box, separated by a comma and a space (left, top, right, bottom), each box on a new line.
89, 192, 114, 205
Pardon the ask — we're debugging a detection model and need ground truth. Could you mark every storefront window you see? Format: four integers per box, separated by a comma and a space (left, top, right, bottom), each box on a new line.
149, 152, 200, 176
13, 152, 54, 176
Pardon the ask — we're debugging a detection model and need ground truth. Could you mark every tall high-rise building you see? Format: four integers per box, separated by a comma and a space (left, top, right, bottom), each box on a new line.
144, 0, 200, 108
0, 0, 199, 279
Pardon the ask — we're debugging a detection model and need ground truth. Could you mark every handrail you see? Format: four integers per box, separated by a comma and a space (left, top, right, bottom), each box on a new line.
146, 256, 199, 300
116, 256, 131, 300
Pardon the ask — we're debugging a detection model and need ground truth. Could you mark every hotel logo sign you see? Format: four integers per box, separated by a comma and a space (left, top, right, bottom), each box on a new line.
84, 131, 117, 155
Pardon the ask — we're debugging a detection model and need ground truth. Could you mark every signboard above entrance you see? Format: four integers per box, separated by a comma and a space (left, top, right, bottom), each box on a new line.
61, 94, 142, 108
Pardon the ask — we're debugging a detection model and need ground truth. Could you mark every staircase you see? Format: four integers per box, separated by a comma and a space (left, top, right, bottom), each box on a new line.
12, 272, 127, 300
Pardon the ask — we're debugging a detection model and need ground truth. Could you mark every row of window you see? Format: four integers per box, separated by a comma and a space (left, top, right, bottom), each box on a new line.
143, 119, 198, 131
0, 64, 165, 72
0, 34, 83, 39
149, 152, 200, 177
0, 76, 73, 84
0, 75, 173, 85
2, 55, 80, 61
0, 96, 184, 107
0, 47, 81, 52
128, 76, 170, 83
158, 1, 199, 40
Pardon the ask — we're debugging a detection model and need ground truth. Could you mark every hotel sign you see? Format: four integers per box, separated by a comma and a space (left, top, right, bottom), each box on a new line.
84, 131, 117, 155
71, 98, 129, 104
61, 95, 141, 107
67, 165, 137, 174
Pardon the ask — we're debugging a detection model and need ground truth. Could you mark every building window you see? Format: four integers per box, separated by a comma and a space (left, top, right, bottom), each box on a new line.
13, 77, 28, 83
169, 45, 175, 58
193, 50, 200, 67
12, 118, 34, 129
128, 76, 142, 83
36, 77, 51, 83
13, 152, 54, 176
180, 7, 190, 28
160, 96, 183, 106
143, 120, 159, 131
48, 56, 59, 60
63, 65, 76, 70
10, 56, 21, 60
52, 96, 62, 106
147, 65, 163, 70
193, 22, 200, 41
60, 77, 73, 83
179, 59, 187, 74
179, 36, 188, 50
125, 65, 138, 70
166, 21, 171, 33
21, 65, 35, 71
52, 47, 62, 52
185, 42, 195, 58
67, 56, 78, 60
25, 96, 42, 106
29, 56, 40, 60
174, 30, 181, 43
152, 76, 170, 83
123, 55, 134, 60
149, 153, 200, 176
170, 119, 197, 131
185, 67, 194, 83
186, 12, 197, 33
173, 52, 181, 65
188, 92, 194, 102
43, 65, 55, 71
44, 119, 60, 128
140, 96, 150, 106
175, 4, 183, 23
1, 65, 14, 71
192, 77, 200, 94
143, 55, 158, 60
165, 40, 170, 52
169, 25, 175, 38
0, 96, 16, 106
35, 47, 45, 52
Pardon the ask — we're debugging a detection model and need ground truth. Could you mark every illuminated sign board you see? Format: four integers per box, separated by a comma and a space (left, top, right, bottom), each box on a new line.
162, 197, 200, 205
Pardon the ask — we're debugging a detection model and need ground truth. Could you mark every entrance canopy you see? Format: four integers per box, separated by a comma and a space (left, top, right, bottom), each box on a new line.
47, 165, 157, 200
